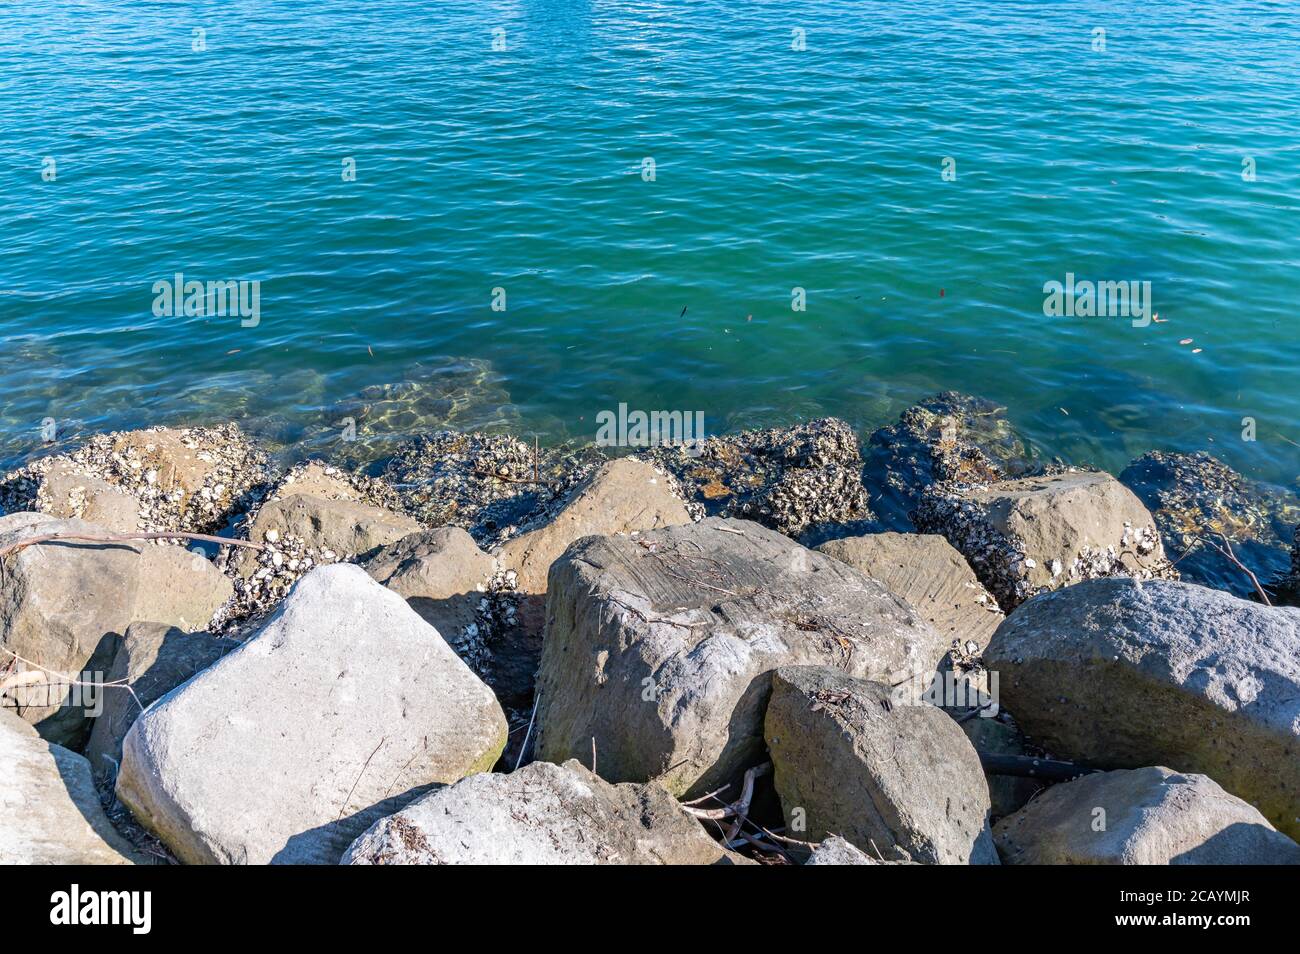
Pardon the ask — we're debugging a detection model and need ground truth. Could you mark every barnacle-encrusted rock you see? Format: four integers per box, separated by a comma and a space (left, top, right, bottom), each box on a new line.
1120, 450, 1300, 600
915, 469, 1176, 611
864, 392, 1038, 530
643, 417, 873, 541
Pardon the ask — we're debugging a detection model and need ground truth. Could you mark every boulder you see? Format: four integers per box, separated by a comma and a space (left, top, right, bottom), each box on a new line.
915, 469, 1175, 611
984, 578, 1300, 839
33, 461, 140, 532
85, 623, 232, 779
496, 457, 690, 595
344, 759, 746, 865
0, 513, 232, 747
362, 527, 497, 673
764, 666, 998, 864
994, 767, 1300, 865
816, 532, 1003, 651
235, 493, 422, 577
116, 564, 507, 864
534, 518, 951, 797
0, 710, 138, 864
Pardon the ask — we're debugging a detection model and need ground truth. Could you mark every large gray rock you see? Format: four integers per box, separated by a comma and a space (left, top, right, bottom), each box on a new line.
985, 578, 1300, 839
33, 461, 141, 533
805, 835, 919, 865
915, 469, 1174, 611
994, 767, 1300, 865
0, 710, 138, 864
496, 456, 690, 595
344, 759, 747, 865
362, 528, 496, 665
116, 564, 507, 864
236, 493, 421, 576
534, 518, 951, 798
816, 532, 1003, 650
764, 666, 998, 864
0, 513, 232, 747
85, 622, 232, 779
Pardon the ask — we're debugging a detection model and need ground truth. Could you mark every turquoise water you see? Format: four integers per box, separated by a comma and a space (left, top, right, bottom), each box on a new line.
3, 1, 1299, 486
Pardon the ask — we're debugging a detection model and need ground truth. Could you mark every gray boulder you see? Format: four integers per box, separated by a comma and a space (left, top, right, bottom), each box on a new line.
994, 767, 1300, 865
764, 666, 998, 864
984, 578, 1300, 839
116, 564, 507, 864
0, 513, 232, 747
344, 759, 747, 865
535, 518, 952, 797
915, 469, 1175, 611
0, 710, 138, 864
236, 493, 421, 576
816, 532, 1003, 651
85, 622, 232, 779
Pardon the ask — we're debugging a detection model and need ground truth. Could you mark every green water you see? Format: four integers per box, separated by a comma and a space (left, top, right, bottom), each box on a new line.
2, 0, 1298, 488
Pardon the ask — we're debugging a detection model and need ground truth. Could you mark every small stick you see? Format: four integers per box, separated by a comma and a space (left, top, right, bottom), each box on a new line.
515, 692, 540, 771
0, 531, 264, 560
1205, 533, 1272, 606
0, 648, 145, 714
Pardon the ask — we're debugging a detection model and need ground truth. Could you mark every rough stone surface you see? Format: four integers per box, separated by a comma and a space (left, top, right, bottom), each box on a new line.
915, 469, 1175, 611
1121, 450, 1300, 600
344, 759, 747, 865
805, 836, 877, 865
644, 418, 874, 541
0, 513, 232, 747
0, 710, 138, 864
85, 622, 232, 779
864, 392, 1038, 530
535, 518, 952, 797
817, 532, 1003, 651
116, 564, 508, 864
0, 424, 271, 535
384, 430, 607, 548
235, 493, 421, 577
362, 527, 498, 671
764, 666, 998, 864
497, 457, 691, 595
985, 578, 1300, 839
994, 767, 1300, 865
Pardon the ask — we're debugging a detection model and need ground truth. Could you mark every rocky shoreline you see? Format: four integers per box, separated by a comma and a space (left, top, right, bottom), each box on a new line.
1, 393, 1298, 865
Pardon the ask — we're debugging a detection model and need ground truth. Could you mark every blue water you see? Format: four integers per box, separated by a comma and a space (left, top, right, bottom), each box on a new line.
3, 0, 1299, 487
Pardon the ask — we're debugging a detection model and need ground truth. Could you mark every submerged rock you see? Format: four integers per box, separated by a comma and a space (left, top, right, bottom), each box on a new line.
643, 417, 873, 542
116, 565, 507, 864
915, 469, 1176, 611
0, 710, 139, 864
984, 578, 1300, 840
344, 759, 746, 865
534, 518, 950, 798
1276, 527, 1300, 607
1120, 450, 1300, 600
864, 392, 1038, 530
994, 767, 1300, 865
765, 666, 998, 865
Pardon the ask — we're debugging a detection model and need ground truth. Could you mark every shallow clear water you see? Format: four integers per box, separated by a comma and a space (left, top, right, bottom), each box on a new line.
3, 0, 1299, 486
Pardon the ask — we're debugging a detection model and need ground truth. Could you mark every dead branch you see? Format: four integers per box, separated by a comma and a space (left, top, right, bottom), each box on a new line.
977, 752, 1100, 782
0, 531, 265, 561
1204, 533, 1273, 606
0, 647, 145, 713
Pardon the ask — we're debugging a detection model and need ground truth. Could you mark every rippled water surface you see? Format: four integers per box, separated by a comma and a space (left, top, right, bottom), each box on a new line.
3, 1, 1298, 485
